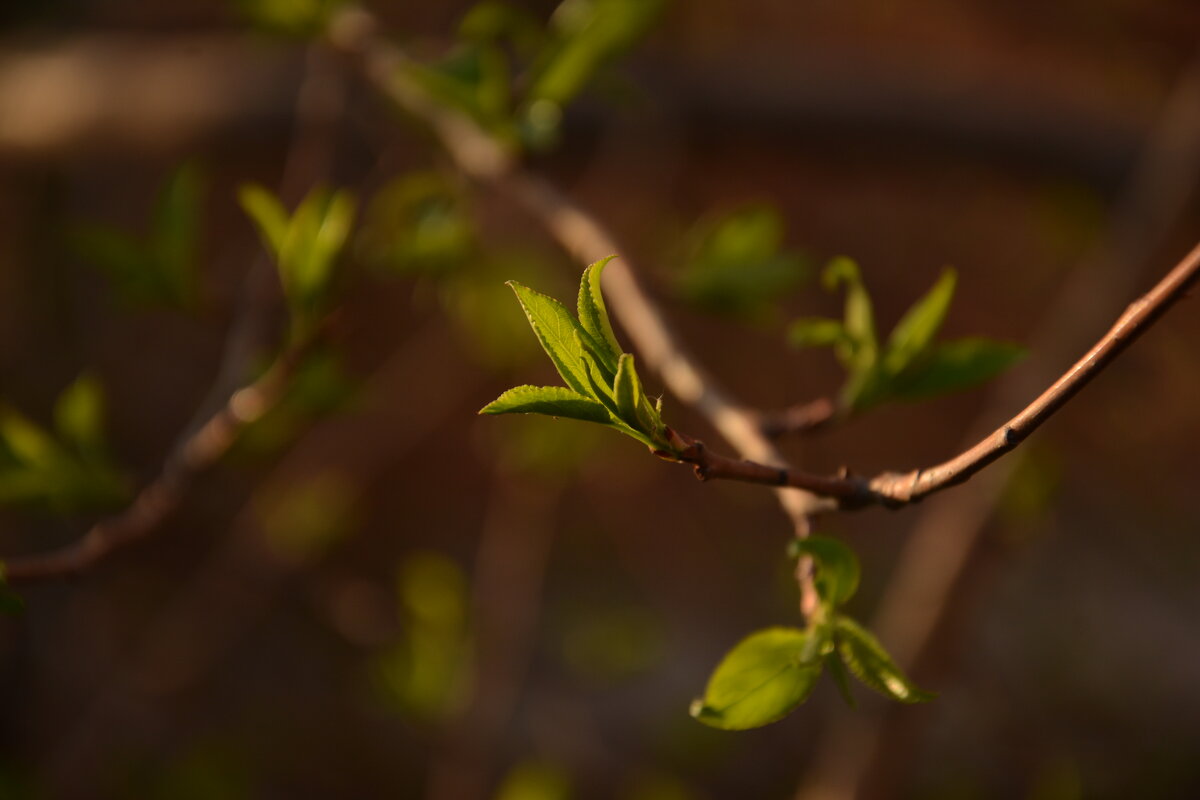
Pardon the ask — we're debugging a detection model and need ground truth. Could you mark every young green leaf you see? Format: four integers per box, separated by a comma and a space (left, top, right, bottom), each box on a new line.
823, 257, 877, 368
892, 338, 1026, 400
884, 267, 956, 374
789, 536, 861, 608
690, 627, 825, 730
576, 256, 622, 369
53, 375, 105, 456
480, 385, 612, 424
508, 281, 595, 397
238, 184, 290, 258
788, 318, 847, 350
834, 615, 934, 704
613, 353, 645, 429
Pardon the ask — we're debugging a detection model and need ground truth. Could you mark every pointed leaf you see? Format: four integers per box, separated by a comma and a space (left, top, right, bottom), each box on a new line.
479, 386, 612, 424
690, 627, 824, 730
834, 615, 933, 704
54, 375, 105, 455
884, 268, 956, 374
613, 353, 646, 430
822, 257, 877, 368
892, 338, 1026, 400
238, 183, 289, 258
788, 536, 861, 608
508, 281, 593, 396
788, 317, 848, 350
577, 256, 622, 369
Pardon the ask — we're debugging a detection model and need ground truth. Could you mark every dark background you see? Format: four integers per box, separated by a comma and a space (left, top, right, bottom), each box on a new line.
1, 1, 1199, 798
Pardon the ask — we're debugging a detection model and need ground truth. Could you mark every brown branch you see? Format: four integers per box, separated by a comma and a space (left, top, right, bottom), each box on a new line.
326, 6, 829, 615
664, 239, 1200, 509
4, 324, 329, 583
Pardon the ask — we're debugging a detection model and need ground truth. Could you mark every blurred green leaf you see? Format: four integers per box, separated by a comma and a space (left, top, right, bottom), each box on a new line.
527, 0, 665, 107
834, 615, 933, 704
822, 257, 877, 369
239, 183, 356, 337
232, 0, 345, 36
678, 205, 808, 321
72, 163, 204, 309
375, 551, 472, 721
883, 267, 956, 374
53, 374, 105, 456
358, 172, 475, 276
793, 261, 1022, 415
788, 317, 847, 349
690, 627, 825, 730
495, 760, 572, 800
788, 536, 860, 609
255, 470, 358, 563
890, 337, 1026, 400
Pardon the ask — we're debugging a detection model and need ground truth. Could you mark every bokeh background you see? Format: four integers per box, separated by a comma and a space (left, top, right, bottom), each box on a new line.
1, 1, 1199, 798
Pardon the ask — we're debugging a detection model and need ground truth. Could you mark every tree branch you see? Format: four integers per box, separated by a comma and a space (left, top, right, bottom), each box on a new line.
4, 323, 329, 582
668, 238, 1200, 508
756, 396, 838, 439
326, 6, 831, 614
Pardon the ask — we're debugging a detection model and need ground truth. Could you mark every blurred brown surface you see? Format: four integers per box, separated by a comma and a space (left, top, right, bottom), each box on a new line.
1, 1, 1199, 799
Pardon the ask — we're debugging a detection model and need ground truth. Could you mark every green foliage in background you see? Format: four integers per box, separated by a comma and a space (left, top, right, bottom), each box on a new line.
0, 375, 127, 514
480, 258, 674, 453
374, 551, 472, 721
358, 171, 475, 276
239, 183, 356, 340
410, 0, 665, 149
676, 204, 808, 321
72, 162, 204, 309
233, 0, 345, 36
691, 536, 931, 730
789, 258, 1025, 413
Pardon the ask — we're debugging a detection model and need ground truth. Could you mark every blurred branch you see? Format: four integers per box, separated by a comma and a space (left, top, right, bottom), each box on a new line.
797, 51, 1200, 800
756, 396, 837, 439
326, 6, 828, 616
4, 320, 331, 582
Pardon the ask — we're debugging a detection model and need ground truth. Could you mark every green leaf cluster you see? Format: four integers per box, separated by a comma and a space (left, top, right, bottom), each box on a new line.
231, 0, 345, 36
789, 259, 1025, 413
238, 183, 356, 339
676, 204, 809, 321
409, 0, 665, 149
358, 172, 475, 276
72, 162, 204, 309
0, 375, 128, 514
691, 536, 931, 730
480, 258, 673, 452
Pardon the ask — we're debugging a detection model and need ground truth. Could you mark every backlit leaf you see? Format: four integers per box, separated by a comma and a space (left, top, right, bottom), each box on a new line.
480, 385, 612, 425
690, 627, 825, 730
834, 615, 933, 704
884, 268, 956, 374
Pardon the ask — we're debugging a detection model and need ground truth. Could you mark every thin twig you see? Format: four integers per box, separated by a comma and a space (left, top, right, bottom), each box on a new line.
665, 240, 1200, 508
756, 396, 838, 439
327, 5, 828, 616
796, 50, 1200, 800
4, 323, 330, 582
